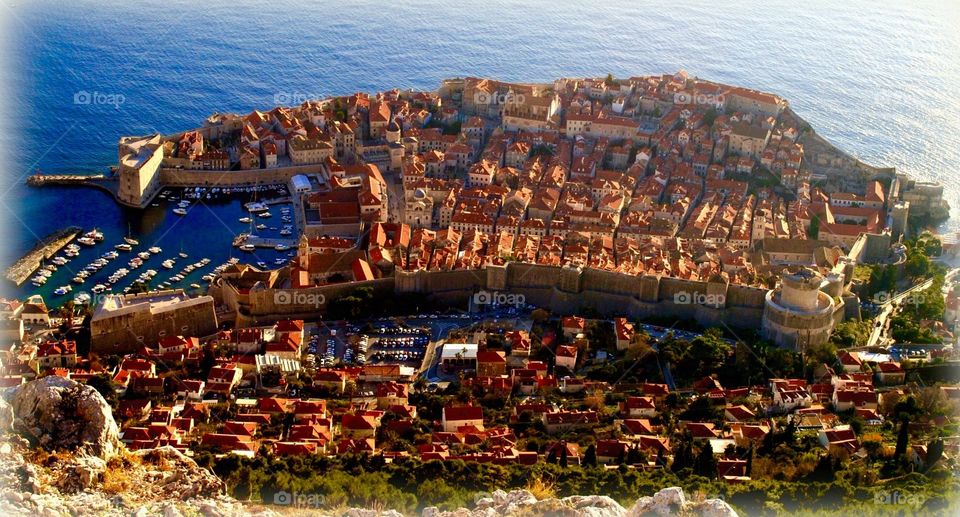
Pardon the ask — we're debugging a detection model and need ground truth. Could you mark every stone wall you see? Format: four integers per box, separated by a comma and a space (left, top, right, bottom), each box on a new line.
159, 164, 325, 188
90, 298, 219, 354
220, 262, 773, 330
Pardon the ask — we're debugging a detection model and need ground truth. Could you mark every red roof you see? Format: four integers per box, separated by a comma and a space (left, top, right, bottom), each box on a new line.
444, 405, 483, 422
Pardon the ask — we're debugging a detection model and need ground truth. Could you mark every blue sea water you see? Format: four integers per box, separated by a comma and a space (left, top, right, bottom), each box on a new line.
2, 0, 960, 301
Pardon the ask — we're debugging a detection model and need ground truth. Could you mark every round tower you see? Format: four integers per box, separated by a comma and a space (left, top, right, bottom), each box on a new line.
780, 267, 823, 312
386, 120, 401, 144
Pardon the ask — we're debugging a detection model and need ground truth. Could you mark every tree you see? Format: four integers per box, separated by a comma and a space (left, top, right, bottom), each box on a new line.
583, 444, 598, 467
745, 443, 754, 477
926, 438, 944, 470
895, 418, 910, 457
559, 445, 569, 468
685, 329, 731, 378
671, 440, 693, 473
695, 441, 717, 478
807, 215, 820, 239
657, 335, 689, 365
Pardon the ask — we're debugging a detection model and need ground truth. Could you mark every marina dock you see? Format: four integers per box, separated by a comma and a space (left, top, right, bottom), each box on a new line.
232, 233, 297, 249
5, 227, 82, 286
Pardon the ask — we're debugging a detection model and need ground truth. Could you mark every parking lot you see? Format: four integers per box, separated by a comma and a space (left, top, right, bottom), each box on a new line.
365, 323, 430, 366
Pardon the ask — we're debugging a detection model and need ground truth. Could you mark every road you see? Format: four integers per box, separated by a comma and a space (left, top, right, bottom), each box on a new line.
866, 268, 959, 348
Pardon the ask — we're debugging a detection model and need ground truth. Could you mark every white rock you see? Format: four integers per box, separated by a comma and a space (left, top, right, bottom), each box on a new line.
696, 498, 739, 517
652, 487, 685, 509
5, 377, 120, 459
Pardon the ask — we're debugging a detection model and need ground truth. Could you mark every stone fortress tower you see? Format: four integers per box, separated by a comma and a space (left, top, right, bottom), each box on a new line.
761, 267, 843, 350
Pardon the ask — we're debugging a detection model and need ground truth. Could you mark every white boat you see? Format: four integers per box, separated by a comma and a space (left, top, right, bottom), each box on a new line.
256, 261, 267, 268
258, 211, 272, 218
162, 259, 176, 269
124, 236, 139, 245
274, 244, 290, 251
239, 217, 252, 223
84, 229, 104, 241
256, 224, 267, 230
54, 286, 72, 296
74, 293, 91, 304
190, 283, 201, 289
173, 208, 188, 216
239, 244, 256, 252
244, 201, 269, 212
137, 252, 151, 260
178, 252, 188, 259
52, 256, 69, 265
72, 276, 85, 284
91, 284, 107, 294
115, 243, 132, 252
77, 237, 96, 246
148, 246, 162, 254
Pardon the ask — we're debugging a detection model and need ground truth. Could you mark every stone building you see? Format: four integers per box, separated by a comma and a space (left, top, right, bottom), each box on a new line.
761, 267, 842, 350
90, 290, 218, 354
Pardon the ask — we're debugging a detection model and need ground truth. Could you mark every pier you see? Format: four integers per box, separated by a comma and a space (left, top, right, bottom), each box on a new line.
5, 227, 82, 286
232, 233, 297, 249
26, 173, 119, 197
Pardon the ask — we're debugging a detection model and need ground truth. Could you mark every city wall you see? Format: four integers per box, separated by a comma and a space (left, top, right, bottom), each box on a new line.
158, 164, 326, 188
220, 262, 770, 330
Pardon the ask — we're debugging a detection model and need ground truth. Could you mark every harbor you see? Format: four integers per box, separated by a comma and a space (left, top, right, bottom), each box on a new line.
3, 184, 298, 305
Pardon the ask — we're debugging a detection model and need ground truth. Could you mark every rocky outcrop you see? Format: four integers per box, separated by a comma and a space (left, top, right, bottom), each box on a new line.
0, 377, 272, 517
422, 488, 737, 517
3, 376, 120, 458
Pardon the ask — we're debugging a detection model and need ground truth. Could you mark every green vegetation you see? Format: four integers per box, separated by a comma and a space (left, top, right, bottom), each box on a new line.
829, 320, 873, 348
201, 449, 960, 515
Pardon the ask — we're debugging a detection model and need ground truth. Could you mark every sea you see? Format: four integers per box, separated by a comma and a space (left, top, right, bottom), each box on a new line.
2, 0, 959, 303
